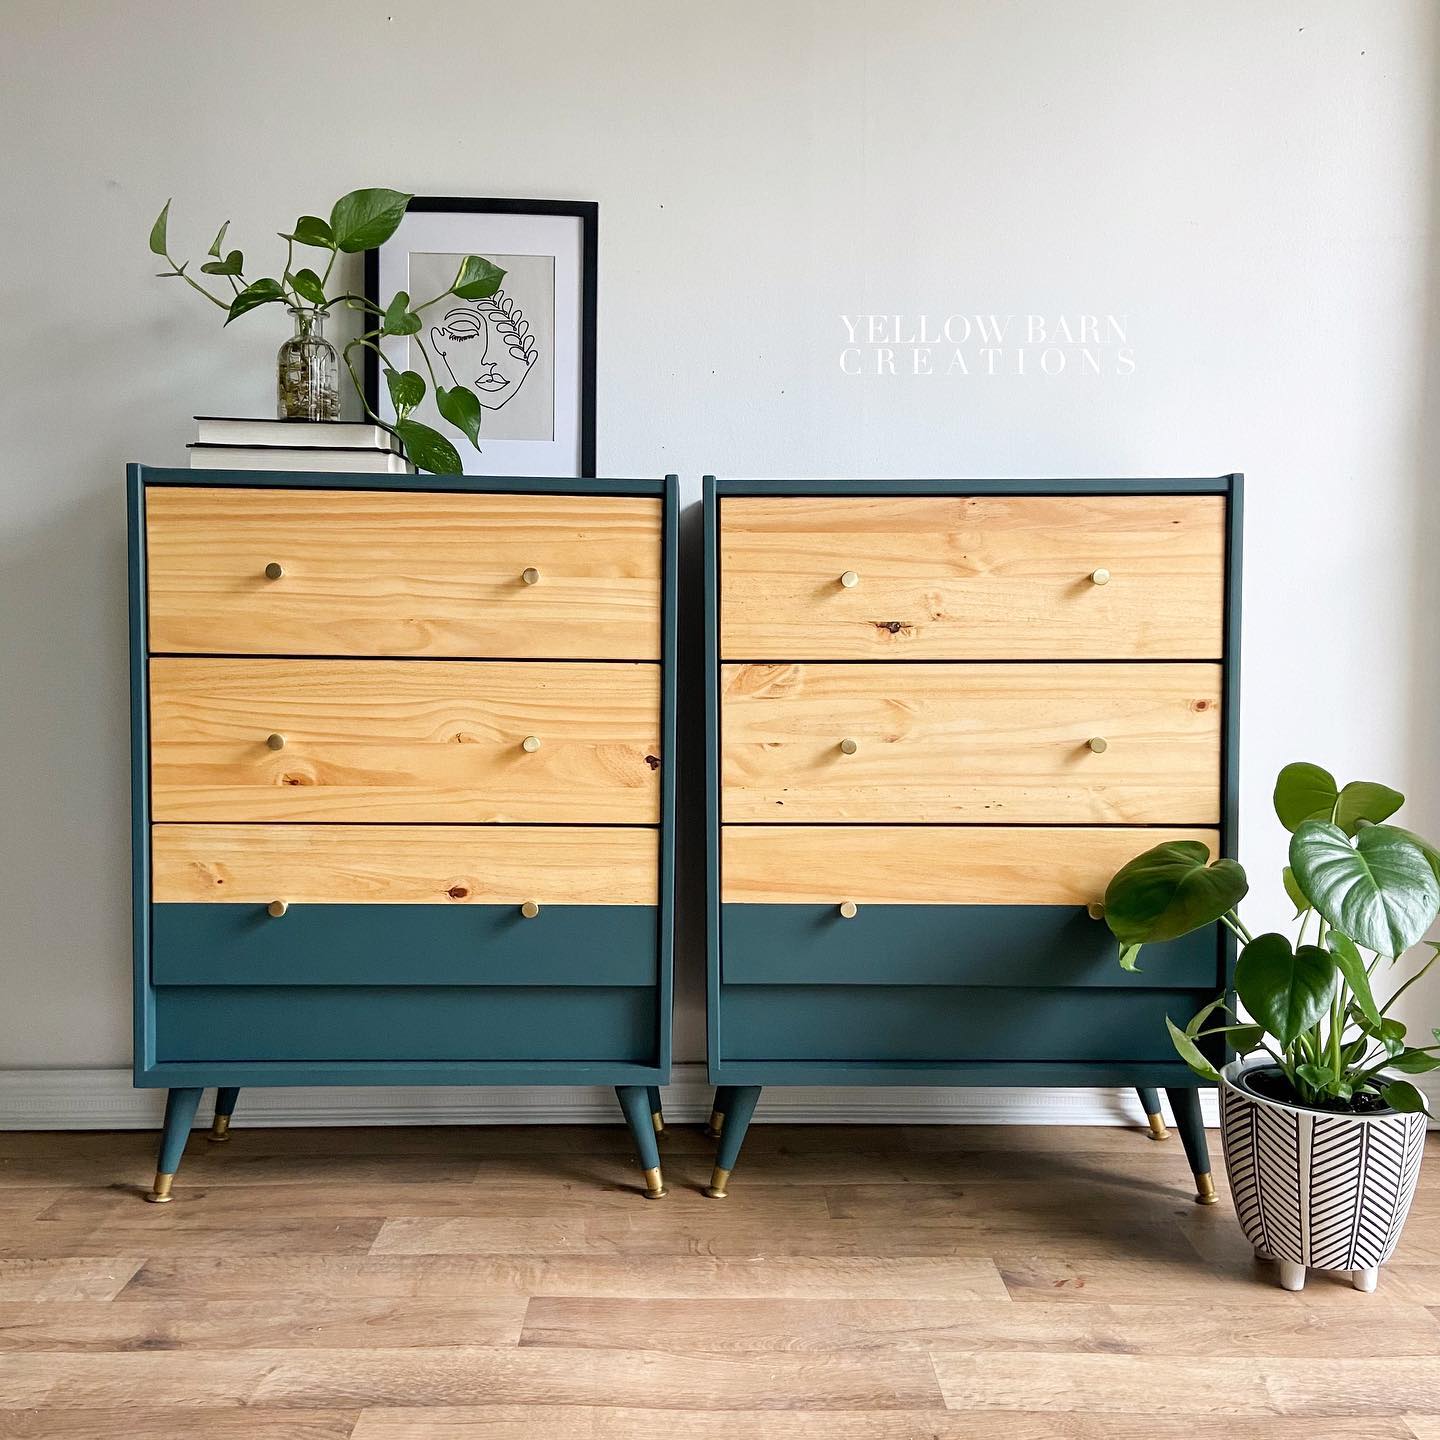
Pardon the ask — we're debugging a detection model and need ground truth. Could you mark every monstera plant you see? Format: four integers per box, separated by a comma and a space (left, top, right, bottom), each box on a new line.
149, 188, 503, 473
1101, 763, 1438, 1292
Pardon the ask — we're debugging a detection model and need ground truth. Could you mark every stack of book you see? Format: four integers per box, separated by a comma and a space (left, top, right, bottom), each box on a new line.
188, 417, 414, 473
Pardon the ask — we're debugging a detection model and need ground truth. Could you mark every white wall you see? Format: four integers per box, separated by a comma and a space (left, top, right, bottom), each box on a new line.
2, 1, 1437, 1087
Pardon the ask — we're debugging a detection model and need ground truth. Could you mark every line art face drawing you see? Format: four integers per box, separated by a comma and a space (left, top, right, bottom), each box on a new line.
431, 291, 539, 412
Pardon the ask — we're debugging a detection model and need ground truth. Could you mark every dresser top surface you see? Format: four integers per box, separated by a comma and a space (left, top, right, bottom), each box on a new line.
131, 464, 674, 499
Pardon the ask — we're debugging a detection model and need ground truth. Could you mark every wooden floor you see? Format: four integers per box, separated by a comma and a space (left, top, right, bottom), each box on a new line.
0, 1121, 1438, 1437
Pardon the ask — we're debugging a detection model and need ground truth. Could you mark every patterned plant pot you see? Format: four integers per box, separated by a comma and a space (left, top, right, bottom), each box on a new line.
1220, 1059, 1427, 1292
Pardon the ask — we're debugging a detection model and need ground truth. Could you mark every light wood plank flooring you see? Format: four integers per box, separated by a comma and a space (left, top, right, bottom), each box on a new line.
0, 1122, 1437, 1437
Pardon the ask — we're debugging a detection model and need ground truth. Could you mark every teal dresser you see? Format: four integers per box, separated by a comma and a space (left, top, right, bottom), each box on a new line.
703, 476, 1242, 1201
130, 466, 677, 1201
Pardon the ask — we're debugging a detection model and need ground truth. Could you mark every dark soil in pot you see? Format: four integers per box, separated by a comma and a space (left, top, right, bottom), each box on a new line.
1239, 1064, 1395, 1116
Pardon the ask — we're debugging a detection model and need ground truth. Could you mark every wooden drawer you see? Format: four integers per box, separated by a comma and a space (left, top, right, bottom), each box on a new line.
722, 904, 1218, 988
719, 495, 1225, 659
150, 658, 661, 823
722, 662, 1220, 823
152, 825, 658, 905
152, 903, 657, 987
720, 825, 1218, 906
146, 486, 662, 659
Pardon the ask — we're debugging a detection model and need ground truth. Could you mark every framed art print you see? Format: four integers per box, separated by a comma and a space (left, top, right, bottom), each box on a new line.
364, 198, 597, 476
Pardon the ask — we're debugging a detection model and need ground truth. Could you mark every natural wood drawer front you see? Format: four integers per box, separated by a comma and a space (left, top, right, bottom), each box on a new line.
721, 825, 1217, 905
146, 487, 663, 659
721, 662, 1220, 823
152, 825, 658, 905
149, 658, 661, 823
719, 495, 1225, 659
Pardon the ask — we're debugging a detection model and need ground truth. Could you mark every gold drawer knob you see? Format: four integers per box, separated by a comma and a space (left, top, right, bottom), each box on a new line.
520, 900, 540, 919
521, 735, 542, 753
267, 900, 288, 918
1090, 568, 1110, 586
521, 567, 540, 585
1087, 737, 1109, 753
264, 562, 284, 580
840, 570, 859, 588
839, 901, 858, 919
266, 733, 286, 751
839, 737, 859, 755
1087, 901, 1106, 920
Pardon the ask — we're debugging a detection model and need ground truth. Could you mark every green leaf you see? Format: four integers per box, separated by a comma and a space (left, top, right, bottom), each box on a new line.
385, 368, 425, 414
1327, 932, 1381, 1029
1290, 821, 1440, 957
1165, 1016, 1222, 1083
1117, 942, 1142, 972
395, 418, 461, 475
1198, 1023, 1264, 1053
435, 384, 482, 446
1275, 762, 1339, 832
148, 199, 171, 256
224, 277, 286, 325
1103, 840, 1248, 945
1387, 1049, 1440, 1074
1234, 933, 1337, 1048
1385, 826, 1440, 886
1354, 1010, 1407, 1057
329, 188, 412, 253
452, 254, 506, 300
286, 215, 335, 249
206, 220, 230, 258
382, 291, 421, 337
200, 249, 244, 276
1282, 866, 1311, 918
288, 268, 327, 306
1296, 1062, 1352, 1100
1185, 996, 1227, 1038
1335, 781, 1405, 837
1381, 1079, 1430, 1114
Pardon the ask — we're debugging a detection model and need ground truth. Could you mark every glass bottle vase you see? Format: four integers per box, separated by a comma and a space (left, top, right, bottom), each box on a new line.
276, 306, 340, 420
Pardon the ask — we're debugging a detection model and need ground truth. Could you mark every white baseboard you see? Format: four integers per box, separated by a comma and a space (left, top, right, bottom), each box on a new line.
2, 1065, 1432, 1132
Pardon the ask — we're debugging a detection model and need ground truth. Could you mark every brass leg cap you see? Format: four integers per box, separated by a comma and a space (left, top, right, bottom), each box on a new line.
651, 1110, 665, 1136
704, 1166, 731, 1200
1194, 1171, 1219, 1205
145, 1172, 175, 1204
1146, 1112, 1171, 1142
207, 1114, 231, 1143
642, 1166, 668, 1199
704, 1110, 725, 1140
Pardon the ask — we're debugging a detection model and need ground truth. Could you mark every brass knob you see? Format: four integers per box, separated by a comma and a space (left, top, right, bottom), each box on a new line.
520, 900, 540, 919
840, 570, 859, 588
839, 901, 858, 919
521, 735, 541, 753
267, 900, 288, 918
1090, 568, 1110, 586
839, 738, 859, 755
1088, 737, 1108, 753
1087, 901, 1105, 920
521, 567, 540, 585
266, 733, 286, 751
264, 562, 284, 580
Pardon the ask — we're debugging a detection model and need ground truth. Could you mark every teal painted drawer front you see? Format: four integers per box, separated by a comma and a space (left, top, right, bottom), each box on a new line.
721, 904, 1218, 989
151, 904, 657, 988
721, 985, 1207, 1064
155, 986, 657, 1064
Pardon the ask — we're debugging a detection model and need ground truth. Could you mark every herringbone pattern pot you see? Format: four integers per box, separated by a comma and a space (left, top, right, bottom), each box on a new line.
1219, 1059, 1426, 1292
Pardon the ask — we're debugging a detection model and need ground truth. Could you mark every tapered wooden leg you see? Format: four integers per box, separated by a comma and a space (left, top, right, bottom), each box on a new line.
706, 1085, 736, 1140
146, 1087, 203, 1203
1135, 1086, 1169, 1140
646, 1085, 664, 1136
1164, 1085, 1217, 1205
209, 1086, 241, 1142
615, 1086, 667, 1198
706, 1085, 761, 1199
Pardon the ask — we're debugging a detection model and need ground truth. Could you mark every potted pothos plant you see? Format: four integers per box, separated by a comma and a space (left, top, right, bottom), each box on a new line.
1103, 762, 1438, 1292
149, 188, 501, 474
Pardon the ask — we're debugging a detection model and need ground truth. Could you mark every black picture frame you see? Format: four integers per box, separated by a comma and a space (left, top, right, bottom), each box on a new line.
363, 197, 597, 477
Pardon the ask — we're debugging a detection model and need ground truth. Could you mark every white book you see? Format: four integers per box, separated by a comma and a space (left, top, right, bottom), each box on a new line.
188, 444, 415, 474
194, 416, 401, 452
